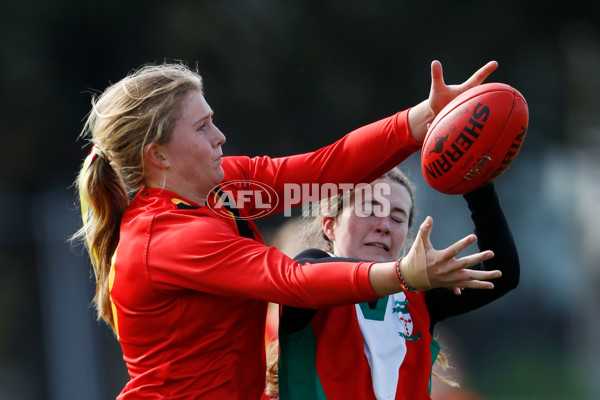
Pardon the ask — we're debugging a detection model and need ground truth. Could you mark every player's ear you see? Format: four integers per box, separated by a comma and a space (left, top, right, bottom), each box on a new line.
144, 142, 170, 168
322, 216, 336, 242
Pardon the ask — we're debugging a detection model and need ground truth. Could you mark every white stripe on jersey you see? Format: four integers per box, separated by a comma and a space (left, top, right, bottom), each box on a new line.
355, 292, 415, 400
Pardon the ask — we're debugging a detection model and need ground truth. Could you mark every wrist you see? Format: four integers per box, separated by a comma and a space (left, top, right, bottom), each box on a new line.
395, 258, 419, 292
407, 100, 435, 143
398, 249, 431, 290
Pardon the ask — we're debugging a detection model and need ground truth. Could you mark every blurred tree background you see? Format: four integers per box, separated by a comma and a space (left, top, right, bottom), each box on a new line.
1, 1, 599, 399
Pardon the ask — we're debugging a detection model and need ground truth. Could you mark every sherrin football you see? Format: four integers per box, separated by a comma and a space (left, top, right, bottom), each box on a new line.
421, 82, 528, 195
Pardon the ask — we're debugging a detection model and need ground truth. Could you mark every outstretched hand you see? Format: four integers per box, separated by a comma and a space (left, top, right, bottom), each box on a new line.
399, 216, 500, 294
407, 60, 498, 143
428, 60, 498, 116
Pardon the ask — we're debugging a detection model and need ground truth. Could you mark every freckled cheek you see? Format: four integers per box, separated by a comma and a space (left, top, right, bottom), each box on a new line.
343, 220, 364, 237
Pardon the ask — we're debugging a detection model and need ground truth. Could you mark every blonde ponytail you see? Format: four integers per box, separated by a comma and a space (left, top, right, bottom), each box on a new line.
72, 146, 128, 331
71, 62, 205, 334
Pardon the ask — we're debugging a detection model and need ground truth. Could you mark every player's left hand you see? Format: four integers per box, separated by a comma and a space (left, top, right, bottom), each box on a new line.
428, 60, 498, 116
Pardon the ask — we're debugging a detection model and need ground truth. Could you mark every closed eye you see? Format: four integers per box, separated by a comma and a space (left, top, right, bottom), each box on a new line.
390, 210, 407, 224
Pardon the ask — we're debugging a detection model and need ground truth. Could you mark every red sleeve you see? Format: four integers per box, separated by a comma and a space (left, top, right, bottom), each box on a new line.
145, 211, 378, 308
221, 110, 420, 214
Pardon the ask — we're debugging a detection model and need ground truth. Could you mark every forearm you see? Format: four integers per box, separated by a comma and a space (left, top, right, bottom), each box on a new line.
294, 109, 420, 188
295, 250, 403, 298
425, 184, 520, 324
368, 261, 404, 296
463, 183, 520, 289
223, 110, 421, 213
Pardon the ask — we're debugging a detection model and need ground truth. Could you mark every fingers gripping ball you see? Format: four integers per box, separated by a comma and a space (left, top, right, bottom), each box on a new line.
421, 82, 529, 194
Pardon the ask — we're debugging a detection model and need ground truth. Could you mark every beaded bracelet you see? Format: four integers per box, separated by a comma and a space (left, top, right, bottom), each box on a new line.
395, 258, 419, 292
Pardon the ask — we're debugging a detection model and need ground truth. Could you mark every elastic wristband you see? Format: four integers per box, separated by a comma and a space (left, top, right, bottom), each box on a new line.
395, 258, 418, 292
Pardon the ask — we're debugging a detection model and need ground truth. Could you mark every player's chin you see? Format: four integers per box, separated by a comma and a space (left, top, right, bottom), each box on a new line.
215, 167, 225, 183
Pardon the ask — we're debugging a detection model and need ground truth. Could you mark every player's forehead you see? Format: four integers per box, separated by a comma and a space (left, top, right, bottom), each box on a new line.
352, 178, 412, 213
